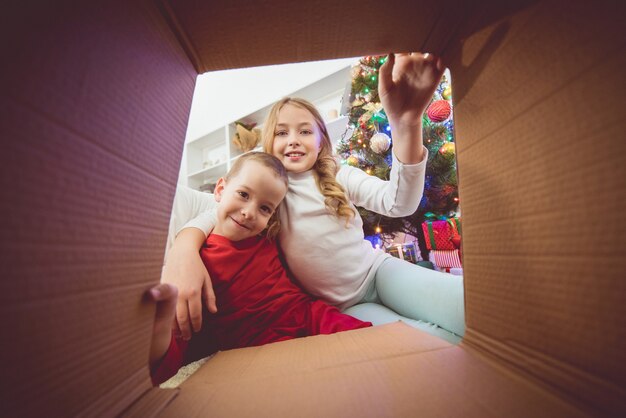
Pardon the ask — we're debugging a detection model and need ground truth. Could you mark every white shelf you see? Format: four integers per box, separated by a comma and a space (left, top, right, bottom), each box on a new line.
187, 127, 227, 148
188, 162, 227, 179
187, 163, 225, 189
184, 64, 353, 189
326, 116, 352, 149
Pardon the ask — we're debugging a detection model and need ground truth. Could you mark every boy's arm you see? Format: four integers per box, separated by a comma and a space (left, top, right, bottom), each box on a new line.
145, 283, 191, 386
378, 52, 444, 164
145, 283, 178, 367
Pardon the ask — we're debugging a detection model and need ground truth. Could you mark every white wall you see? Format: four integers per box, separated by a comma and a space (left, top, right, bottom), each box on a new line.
185, 58, 358, 142
178, 57, 359, 184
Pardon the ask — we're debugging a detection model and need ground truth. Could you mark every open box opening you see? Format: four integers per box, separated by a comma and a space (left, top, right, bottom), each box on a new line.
2, 1, 624, 416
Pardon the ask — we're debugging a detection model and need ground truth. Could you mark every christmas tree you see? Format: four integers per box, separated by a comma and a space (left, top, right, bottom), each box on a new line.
336, 55, 459, 257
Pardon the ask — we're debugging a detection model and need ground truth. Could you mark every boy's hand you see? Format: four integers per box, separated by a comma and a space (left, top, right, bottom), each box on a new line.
379, 52, 445, 130
146, 283, 178, 366
161, 228, 217, 341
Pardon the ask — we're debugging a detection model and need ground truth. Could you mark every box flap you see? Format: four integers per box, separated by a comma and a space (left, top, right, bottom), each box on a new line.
158, 323, 588, 417
183, 321, 451, 387
1, 2, 196, 416
121, 388, 179, 418
161, 0, 442, 73
160, 0, 536, 74
3, 0, 625, 416
448, 1, 626, 414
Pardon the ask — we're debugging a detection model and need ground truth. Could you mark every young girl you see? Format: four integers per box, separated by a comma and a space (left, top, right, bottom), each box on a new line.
151, 152, 370, 385
163, 52, 464, 343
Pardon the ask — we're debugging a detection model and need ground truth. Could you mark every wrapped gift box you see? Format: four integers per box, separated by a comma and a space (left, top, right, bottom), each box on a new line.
385, 242, 420, 264
429, 249, 462, 269
421, 218, 461, 250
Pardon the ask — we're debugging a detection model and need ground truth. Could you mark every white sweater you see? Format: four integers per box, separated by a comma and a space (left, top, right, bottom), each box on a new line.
279, 151, 427, 308
183, 150, 427, 310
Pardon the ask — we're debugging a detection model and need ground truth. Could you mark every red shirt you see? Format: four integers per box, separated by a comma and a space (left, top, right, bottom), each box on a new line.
151, 234, 370, 385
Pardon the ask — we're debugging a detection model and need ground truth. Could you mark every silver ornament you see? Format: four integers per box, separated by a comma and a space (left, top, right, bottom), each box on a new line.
370, 132, 391, 154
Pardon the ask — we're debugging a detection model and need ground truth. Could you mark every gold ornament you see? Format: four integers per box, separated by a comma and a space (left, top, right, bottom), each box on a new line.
442, 86, 452, 100
439, 141, 456, 155
347, 155, 359, 166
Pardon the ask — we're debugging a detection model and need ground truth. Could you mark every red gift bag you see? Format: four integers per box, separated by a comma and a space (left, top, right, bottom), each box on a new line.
421, 218, 461, 250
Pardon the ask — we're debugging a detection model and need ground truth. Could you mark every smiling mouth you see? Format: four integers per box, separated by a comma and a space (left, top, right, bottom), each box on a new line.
285, 152, 305, 158
230, 217, 250, 229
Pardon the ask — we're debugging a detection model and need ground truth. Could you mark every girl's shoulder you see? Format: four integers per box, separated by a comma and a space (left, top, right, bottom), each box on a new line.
336, 162, 368, 184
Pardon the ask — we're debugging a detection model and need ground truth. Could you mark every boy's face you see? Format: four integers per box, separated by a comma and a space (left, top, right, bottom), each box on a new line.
213, 161, 287, 241
271, 103, 323, 173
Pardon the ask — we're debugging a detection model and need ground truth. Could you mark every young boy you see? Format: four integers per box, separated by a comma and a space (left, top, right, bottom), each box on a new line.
147, 152, 371, 385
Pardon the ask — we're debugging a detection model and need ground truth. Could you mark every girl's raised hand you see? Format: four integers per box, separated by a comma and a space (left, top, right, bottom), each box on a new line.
378, 52, 445, 130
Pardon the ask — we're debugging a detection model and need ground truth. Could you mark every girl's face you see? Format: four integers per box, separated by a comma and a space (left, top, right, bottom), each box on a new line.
271, 103, 322, 173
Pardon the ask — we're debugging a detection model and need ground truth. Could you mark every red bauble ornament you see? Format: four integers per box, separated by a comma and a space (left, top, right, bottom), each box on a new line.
427, 100, 452, 123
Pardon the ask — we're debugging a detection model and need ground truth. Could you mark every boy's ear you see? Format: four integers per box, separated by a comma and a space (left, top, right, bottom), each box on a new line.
214, 178, 226, 202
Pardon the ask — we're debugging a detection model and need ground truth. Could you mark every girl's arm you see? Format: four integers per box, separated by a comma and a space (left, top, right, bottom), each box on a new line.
338, 150, 427, 217
338, 52, 443, 216
163, 187, 218, 340
378, 52, 444, 164
165, 186, 217, 259
162, 226, 216, 341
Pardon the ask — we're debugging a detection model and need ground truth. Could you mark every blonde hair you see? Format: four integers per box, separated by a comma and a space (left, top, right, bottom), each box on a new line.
225, 152, 288, 239
262, 97, 355, 224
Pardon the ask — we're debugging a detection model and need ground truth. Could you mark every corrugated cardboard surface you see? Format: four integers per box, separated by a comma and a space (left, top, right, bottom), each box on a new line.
449, 1, 626, 414
156, 323, 586, 418
1, 1, 196, 416
162, 0, 442, 73
161, 0, 537, 74
159, 0, 626, 414
2, 0, 625, 416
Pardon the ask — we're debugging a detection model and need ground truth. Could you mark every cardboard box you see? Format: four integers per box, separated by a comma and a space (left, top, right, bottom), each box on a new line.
1, 0, 624, 416
127, 322, 589, 417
